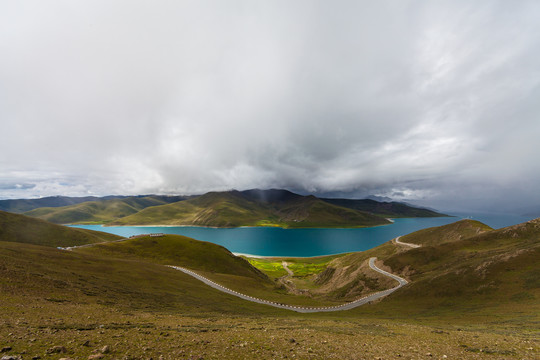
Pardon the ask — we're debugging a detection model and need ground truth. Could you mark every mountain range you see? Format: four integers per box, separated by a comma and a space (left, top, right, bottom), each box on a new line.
4, 189, 446, 228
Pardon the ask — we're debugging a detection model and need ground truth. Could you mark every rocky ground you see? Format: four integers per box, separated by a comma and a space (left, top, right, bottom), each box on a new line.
0, 301, 537, 360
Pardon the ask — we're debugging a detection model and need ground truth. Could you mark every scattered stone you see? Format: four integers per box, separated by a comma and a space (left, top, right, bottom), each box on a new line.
289, 338, 296, 343
1, 356, 22, 360
442, 356, 448, 359
32, 356, 41, 360
425, 353, 433, 357
46, 346, 67, 354
88, 355, 104, 360
0, 347, 12, 353
59, 358, 75, 360
101, 345, 110, 354
82, 340, 91, 347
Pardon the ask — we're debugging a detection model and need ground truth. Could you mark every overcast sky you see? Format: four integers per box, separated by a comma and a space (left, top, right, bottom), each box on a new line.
1, 1, 539, 213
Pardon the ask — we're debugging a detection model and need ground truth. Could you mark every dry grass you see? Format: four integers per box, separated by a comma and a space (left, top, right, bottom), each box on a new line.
1, 296, 537, 359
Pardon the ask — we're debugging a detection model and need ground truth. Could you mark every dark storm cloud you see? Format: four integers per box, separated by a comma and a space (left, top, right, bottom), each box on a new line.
0, 182, 35, 191
1, 1, 539, 212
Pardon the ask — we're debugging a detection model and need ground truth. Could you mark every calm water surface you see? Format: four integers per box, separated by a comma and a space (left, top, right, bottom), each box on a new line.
71, 212, 533, 257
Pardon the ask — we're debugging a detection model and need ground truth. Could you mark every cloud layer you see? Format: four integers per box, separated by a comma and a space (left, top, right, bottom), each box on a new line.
1, 1, 539, 212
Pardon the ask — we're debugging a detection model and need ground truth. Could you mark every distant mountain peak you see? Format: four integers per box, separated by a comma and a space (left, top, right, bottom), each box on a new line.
365, 195, 393, 202
240, 189, 302, 203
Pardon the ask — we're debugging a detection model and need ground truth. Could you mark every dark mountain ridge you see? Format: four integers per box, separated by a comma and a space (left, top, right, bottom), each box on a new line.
321, 197, 447, 217
111, 190, 391, 228
0, 210, 122, 247
5, 189, 447, 227
0, 194, 188, 213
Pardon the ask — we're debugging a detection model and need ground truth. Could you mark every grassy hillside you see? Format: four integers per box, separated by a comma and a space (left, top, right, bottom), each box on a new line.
0, 194, 188, 213
397, 219, 493, 246
0, 210, 122, 247
76, 234, 349, 306
0, 195, 105, 213
321, 197, 448, 217
0, 240, 285, 316
111, 192, 270, 227
24, 195, 187, 224
0, 217, 538, 359
310, 221, 493, 303
77, 234, 269, 281
3, 240, 535, 359
269, 194, 391, 228
351, 218, 540, 323
112, 190, 391, 228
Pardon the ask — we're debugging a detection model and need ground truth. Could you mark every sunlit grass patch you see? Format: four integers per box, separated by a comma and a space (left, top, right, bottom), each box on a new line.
287, 262, 328, 277
245, 258, 288, 278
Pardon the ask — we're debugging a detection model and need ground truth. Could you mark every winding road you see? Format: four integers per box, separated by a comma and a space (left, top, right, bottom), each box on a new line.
394, 236, 421, 248
169, 257, 408, 313
61, 233, 409, 313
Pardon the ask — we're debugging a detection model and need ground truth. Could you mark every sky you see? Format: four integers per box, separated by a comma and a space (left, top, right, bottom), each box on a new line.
1, 1, 539, 214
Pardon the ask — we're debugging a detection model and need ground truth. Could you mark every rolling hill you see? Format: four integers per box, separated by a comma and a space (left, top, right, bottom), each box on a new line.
111, 190, 392, 228
76, 234, 269, 281
321, 197, 447, 217
370, 218, 540, 322
23, 195, 188, 224
11, 189, 447, 227
0, 194, 188, 213
307, 218, 539, 321
242, 218, 539, 322
0, 195, 120, 213
247, 219, 497, 303
396, 218, 493, 246
0, 210, 122, 247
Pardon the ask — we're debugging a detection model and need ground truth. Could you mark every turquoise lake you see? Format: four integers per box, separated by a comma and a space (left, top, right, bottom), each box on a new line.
71, 212, 534, 257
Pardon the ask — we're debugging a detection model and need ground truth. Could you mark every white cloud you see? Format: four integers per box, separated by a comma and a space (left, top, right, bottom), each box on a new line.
1, 0, 539, 212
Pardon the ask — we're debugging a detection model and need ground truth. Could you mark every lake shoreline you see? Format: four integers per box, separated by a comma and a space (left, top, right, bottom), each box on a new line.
66, 216, 458, 229
68, 213, 533, 257
69, 217, 467, 257
71, 218, 426, 229
98, 223, 396, 229
233, 252, 353, 259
